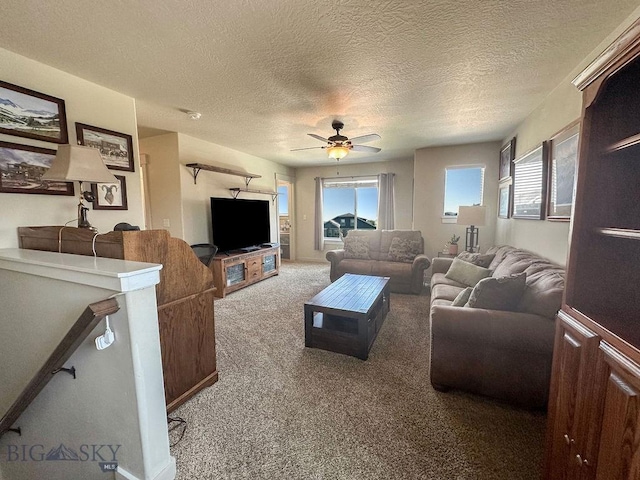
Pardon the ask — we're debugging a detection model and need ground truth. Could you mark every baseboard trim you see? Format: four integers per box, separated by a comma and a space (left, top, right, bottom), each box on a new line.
116, 456, 176, 480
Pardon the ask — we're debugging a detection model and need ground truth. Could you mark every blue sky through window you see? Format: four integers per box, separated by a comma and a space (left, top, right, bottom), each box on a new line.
444, 167, 484, 214
278, 185, 288, 215
323, 186, 378, 222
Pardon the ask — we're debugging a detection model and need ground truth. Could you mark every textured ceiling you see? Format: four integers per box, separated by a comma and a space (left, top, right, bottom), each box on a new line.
1, 1, 639, 167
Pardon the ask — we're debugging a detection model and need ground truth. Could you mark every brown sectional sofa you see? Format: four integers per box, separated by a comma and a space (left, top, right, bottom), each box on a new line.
326, 229, 431, 294
429, 245, 565, 408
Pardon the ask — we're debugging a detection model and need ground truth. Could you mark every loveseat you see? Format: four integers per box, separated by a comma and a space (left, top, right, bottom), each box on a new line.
429, 245, 565, 408
326, 229, 431, 294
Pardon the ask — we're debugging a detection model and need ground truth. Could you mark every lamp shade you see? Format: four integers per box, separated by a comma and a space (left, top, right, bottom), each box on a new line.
42, 145, 117, 183
457, 205, 486, 226
327, 145, 349, 160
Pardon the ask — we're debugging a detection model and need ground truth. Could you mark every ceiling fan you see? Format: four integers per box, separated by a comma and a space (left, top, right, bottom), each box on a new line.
291, 121, 381, 160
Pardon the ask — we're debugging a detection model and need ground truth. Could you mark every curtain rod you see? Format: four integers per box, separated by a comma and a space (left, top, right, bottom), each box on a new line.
315, 173, 395, 181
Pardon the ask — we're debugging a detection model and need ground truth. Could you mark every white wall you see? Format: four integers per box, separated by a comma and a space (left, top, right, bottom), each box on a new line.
295, 158, 414, 262
413, 142, 500, 260
0, 48, 144, 248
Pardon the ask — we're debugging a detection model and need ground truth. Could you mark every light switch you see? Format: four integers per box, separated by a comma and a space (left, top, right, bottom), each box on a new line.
163, 218, 170, 227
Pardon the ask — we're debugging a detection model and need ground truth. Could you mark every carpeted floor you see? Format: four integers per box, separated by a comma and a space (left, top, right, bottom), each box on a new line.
170, 262, 546, 479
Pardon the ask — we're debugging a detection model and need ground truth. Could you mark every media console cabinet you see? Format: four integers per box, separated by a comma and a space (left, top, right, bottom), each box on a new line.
17, 226, 217, 412
211, 246, 280, 298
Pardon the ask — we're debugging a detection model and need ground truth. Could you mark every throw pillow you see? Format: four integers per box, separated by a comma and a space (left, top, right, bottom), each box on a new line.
388, 237, 422, 263
343, 235, 370, 260
451, 287, 473, 307
466, 273, 527, 311
444, 257, 491, 287
456, 251, 496, 268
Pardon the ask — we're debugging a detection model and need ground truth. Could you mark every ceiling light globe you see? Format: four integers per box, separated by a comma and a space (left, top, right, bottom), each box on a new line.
327, 146, 349, 160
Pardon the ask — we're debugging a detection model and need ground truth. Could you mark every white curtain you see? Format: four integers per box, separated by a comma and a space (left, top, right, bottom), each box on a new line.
314, 177, 324, 250
377, 173, 395, 230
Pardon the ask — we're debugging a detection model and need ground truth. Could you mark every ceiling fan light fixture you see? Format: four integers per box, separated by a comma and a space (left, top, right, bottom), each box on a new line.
327, 145, 349, 160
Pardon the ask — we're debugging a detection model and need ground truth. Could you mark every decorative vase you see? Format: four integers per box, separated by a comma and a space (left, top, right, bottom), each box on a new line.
448, 244, 458, 255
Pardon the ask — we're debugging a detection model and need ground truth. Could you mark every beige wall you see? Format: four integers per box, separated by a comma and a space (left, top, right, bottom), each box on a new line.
0, 48, 144, 248
139, 132, 293, 246
413, 142, 500, 260
496, 7, 640, 266
138, 133, 183, 237
294, 158, 414, 262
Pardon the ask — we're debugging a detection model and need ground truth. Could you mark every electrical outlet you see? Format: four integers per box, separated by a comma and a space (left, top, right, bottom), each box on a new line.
163, 218, 170, 227
303, 214, 307, 221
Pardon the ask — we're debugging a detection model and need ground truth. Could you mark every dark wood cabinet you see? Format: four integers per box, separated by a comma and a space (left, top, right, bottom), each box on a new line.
544, 17, 640, 480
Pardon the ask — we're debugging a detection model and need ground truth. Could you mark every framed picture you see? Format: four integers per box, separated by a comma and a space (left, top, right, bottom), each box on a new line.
0, 141, 73, 195
498, 181, 512, 218
499, 137, 516, 181
76, 123, 134, 172
0, 81, 68, 144
512, 143, 549, 220
547, 121, 580, 221
91, 175, 128, 210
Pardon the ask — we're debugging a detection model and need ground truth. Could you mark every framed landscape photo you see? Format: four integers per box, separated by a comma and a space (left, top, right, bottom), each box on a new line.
91, 175, 128, 210
76, 123, 134, 172
512, 143, 548, 220
0, 81, 68, 144
547, 121, 580, 221
499, 137, 516, 181
498, 182, 512, 218
0, 141, 73, 195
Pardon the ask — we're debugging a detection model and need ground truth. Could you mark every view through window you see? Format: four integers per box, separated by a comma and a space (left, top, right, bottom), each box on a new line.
443, 166, 485, 216
323, 177, 378, 238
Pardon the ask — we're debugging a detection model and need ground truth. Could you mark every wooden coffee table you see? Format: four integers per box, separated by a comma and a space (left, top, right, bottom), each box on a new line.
304, 274, 390, 360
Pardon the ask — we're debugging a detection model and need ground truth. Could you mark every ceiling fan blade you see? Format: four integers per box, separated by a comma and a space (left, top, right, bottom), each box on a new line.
348, 133, 381, 144
308, 133, 329, 143
351, 145, 381, 153
290, 146, 325, 151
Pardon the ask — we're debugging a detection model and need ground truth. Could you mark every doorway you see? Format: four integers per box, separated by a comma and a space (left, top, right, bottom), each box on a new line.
277, 176, 294, 260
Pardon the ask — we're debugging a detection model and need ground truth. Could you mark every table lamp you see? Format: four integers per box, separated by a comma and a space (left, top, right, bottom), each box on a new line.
457, 205, 486, 253
42, 144, 117, 230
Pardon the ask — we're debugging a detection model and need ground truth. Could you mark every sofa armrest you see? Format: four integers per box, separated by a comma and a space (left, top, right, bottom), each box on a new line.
412, 253, 431, 270
326, 249, 345, 282
430, 305, 555, 354
326, 249, 345, 263
431, 257, 453, 274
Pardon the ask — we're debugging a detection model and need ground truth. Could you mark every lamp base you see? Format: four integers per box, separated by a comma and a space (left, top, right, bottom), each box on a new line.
465, 226, 479, 253
77, 202, 96, 231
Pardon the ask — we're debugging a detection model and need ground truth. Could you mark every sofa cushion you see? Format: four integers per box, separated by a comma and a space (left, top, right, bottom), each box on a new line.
431, 283, 465, 302
451, 287, 473, 307
518, 269, 565, 318
380, 230, 423, 261
388, 237, 422, 263
430, 272, 467, 290
445, 257, 491, 287
457, 251, 495, 268
343, 235, 371, 259
335, 259, 374, 277
467, 273, 527, 311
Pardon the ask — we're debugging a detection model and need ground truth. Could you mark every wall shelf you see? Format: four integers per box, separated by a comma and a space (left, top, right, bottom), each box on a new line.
229, 187, 278, 201
185, 163, 261, 186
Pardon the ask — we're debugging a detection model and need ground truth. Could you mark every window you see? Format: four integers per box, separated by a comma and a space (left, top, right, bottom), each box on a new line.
443, 166, 485, 217
323, 176, 378, 238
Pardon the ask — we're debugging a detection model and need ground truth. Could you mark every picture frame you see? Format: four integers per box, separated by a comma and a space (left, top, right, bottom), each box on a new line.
499, 137, 516, 181
498, 181, 512, 219
0, 141, 74, 195
76, 123, 134, 172
512, 143, 548, 220
91, 175, 128, 210
0, 80, 68, 144
547, 121, 580, 221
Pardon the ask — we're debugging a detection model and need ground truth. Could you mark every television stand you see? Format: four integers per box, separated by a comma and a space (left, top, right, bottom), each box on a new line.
211, 246, 280, 298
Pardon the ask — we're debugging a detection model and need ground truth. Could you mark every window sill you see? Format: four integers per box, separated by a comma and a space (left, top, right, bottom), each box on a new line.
441, 216, 458, 224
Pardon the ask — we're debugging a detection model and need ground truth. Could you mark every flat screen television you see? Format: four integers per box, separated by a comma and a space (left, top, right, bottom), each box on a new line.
210, 197, 271, 252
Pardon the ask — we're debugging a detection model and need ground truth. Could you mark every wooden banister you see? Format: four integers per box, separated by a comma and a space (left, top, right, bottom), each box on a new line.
0, 298, 120, 437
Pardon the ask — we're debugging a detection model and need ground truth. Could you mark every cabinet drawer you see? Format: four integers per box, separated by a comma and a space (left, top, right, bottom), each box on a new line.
247, 261, 261, 281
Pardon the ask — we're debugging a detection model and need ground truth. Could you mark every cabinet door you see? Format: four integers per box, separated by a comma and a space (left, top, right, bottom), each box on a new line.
545, 312, 600, 480
263, 253, 277, 273
594, 343, 640, 480
225, 260, 247, 287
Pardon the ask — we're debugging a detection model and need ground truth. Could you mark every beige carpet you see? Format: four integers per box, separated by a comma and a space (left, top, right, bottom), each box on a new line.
170, 262, 546, 479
